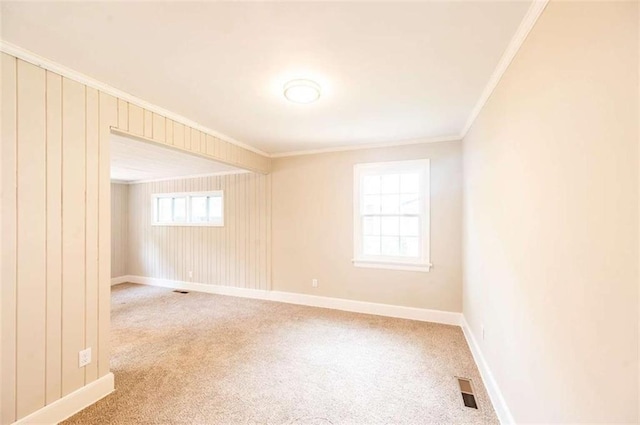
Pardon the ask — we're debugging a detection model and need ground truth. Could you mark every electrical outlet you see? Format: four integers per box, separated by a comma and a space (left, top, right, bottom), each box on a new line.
188, 271, 193, 279
79, 347, 91, 368
311, 278, 318, 288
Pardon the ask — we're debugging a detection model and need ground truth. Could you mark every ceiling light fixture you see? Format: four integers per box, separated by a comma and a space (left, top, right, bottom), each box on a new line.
283, 79, 321, 104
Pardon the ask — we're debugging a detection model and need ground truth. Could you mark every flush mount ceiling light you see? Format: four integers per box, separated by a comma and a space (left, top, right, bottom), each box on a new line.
283, 79, 321, 104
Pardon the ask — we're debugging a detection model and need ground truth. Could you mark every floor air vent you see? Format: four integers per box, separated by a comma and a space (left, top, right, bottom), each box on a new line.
173, 290, 189, 294
457, 378, 478, 409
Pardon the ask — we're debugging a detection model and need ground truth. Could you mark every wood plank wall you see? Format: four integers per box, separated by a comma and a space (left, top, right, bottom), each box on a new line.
111, 184, 129, 278
0, 51, 271, 422
127, 173, 271, 290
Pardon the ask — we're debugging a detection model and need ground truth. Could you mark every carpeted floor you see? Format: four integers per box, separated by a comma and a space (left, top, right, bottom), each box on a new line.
64, 283, 498, 424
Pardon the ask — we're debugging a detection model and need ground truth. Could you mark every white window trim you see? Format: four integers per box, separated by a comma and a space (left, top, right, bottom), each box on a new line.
151, 190, 224, 227
352, 159, 432, 272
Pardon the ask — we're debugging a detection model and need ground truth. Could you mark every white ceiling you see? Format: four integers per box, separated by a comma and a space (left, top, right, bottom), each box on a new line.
2, 1, 531, 154
111, 133, 242, 183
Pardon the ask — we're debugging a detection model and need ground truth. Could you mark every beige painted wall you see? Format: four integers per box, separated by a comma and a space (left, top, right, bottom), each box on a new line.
463, 1, 638, 423
271, 141, 462, 312
127, 173, 271, 290
111, 183, 129, 278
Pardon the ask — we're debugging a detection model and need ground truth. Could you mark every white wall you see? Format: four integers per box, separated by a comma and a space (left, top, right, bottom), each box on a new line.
111, 183, 129, 278
463, 1, 638, 423
271, 141, 462, 312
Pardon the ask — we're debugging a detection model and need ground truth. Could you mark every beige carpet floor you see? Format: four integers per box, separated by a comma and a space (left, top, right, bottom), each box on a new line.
64, 283, 498, 424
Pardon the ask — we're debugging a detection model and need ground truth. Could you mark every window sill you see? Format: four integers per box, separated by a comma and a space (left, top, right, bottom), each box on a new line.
352, 259, 432, 273
151, 222, 224, 227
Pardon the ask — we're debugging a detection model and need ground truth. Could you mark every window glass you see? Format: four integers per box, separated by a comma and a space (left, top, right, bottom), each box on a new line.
191, 196, 208, 222
158, 198, 172, 222
173, 198, 187, 222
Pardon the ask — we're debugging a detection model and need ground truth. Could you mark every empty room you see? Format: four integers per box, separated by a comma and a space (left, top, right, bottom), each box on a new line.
1, 1, 638, 424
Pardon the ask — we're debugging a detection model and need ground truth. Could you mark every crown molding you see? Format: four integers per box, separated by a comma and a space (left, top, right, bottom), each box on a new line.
0, 40, 269, 158
270, 135, 461, 158
460, 0, 549, 138
1, 0, 547, 160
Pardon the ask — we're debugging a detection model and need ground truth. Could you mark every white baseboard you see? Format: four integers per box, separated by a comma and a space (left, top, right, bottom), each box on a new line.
13, 372, 114, 425
461, 317, 514, 425
123, 275, 462, 326
111, 276, 129, 286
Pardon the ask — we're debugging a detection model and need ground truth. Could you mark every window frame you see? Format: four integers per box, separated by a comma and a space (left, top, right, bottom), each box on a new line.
151, 190, 224, 227
352, 159, 431, 272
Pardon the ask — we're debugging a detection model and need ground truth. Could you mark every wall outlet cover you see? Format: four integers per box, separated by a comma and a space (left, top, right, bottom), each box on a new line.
79, 347, 92, 368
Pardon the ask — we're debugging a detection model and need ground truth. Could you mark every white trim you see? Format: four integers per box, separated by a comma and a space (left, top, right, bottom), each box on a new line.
352, 260, 431, 273
12, 373, 114, 425
111, 276, 129, 286
0, 40, 268, 157
270, 135, 460, 158
460, 0, 549, 137
123, 275, 462, 326
0, 1, 545, 159
353, 159, 430, 270
110, 179, 129, 185
461, 317, 515, 425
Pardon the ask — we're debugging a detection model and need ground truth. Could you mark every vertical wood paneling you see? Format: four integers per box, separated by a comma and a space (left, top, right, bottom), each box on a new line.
143, 109, 153, 138
166, 119, 174, 146
127, 173, 269, 289
152, 113, 165, 143
45, 71, 63, 404
111, 183, 129, 278
16, 60, 47, 418
84, 87, 100, 383
128, 104, 143, 136
61, 77, 86, 396
1, 52, 18, 425
173, 122, 184, 149
117, 99, 128, 131
1, 50, 273, 422
98, 92, 117, 378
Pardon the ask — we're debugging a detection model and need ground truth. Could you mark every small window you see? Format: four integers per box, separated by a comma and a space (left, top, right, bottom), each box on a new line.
353, 159, 430, 272
152, 191, 224, 226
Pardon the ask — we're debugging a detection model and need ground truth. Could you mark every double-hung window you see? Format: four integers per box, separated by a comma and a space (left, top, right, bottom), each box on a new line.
152, 191, 224, 226
353, 159, 431, 272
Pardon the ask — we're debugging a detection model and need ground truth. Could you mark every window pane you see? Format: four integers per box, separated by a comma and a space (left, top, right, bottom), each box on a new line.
381, 174, 400, 194
157, 198, 172, 222
381, 236, 400, 256
363, 175, 380, 194
191, 196, 208, 222
400, 194, 420, 214
173, 198, 187, 222
400, 237, 420, 257
208, 196, 222, 220
381, 216, 399, 236
400, 173, 420, 194
400, 216, 419, 236
363, 195, 381, 214
363, 236, 381, 256
363, 216, 380, 236
381, 194, 400, 214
